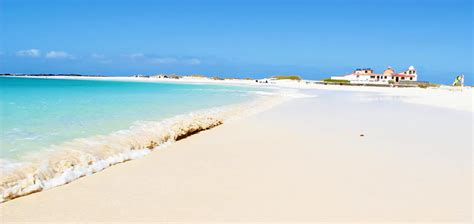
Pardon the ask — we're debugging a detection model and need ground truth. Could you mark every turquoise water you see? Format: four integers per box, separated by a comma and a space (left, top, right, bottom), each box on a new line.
0, 77, 261, 160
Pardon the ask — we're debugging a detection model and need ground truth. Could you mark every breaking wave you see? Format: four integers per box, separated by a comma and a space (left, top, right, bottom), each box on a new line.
0, 95, 288, 203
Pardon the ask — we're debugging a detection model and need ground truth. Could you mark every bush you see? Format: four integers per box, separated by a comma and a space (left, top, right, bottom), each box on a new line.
418, 83, 429, 88
418, 83, 440, 88
322, 78, 350, 83
272, 75, 301, 80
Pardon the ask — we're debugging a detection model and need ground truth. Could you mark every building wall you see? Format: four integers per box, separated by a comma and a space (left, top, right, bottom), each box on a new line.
331, 74, 390, 84
331, 66, 417, 84
331, 74, 371, 81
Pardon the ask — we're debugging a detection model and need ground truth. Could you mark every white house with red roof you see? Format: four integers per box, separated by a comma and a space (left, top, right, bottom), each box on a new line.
392, 66, 417, 82
331, 66, 417, 84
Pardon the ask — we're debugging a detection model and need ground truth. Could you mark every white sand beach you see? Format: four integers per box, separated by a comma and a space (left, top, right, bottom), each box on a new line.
18, 75, 474, 112
0, 81, 472, 223
3, 0, 472, 222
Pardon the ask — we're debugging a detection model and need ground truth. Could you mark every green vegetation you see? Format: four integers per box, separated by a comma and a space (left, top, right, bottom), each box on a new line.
322, 78, 350, 84
272, 75, 301, 81
211, 76, 224, 80
417, 84, 429, 88
417, 83, 440, 88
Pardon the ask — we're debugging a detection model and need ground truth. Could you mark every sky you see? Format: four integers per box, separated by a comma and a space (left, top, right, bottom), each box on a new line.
0, 0, 472, 84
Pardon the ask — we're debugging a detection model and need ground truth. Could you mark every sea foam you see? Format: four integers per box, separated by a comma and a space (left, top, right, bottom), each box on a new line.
0, 95, 288, 203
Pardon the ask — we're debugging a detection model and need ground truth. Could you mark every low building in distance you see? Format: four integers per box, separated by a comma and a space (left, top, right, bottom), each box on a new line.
331, 66, 417, 84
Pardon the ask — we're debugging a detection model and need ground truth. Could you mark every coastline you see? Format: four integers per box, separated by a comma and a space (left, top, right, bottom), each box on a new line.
5, 75, 473, 112
1, 87, 471, 222
0, 88, 290, 203
3, 0, 471, 222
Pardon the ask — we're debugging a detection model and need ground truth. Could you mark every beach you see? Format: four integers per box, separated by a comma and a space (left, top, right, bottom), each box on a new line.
14, 75, 474, 111
1, 79, 472, 223
3, 0, 472, 222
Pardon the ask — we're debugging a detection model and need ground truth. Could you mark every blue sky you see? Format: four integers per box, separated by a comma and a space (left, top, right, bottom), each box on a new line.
1, 0, 472, 84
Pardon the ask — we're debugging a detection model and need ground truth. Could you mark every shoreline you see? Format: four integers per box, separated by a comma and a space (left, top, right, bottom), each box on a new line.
0, 92, 290, 203
1, 88, 471, 222
4, 75, 472, 112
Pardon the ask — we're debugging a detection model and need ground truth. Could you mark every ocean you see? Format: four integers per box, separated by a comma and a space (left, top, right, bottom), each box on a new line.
0, 77, 274, 202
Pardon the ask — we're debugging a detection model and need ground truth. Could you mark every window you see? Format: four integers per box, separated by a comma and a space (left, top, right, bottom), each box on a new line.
370, 76, 375, 79
401, 77, 405, 80
410, 77, 413, 80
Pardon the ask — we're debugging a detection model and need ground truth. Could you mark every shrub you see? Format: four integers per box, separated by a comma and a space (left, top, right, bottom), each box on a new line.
418, 83, 440, 88
272, 75, 301, 80
322, 78, 350, 83
418, 83, 429, 88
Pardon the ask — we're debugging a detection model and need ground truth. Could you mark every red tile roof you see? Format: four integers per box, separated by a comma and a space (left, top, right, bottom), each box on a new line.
393, 73, 416, 78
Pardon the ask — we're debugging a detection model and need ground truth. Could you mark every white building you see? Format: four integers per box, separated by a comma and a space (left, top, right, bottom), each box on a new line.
392, 66, 417, 82
330, 66, 417, 84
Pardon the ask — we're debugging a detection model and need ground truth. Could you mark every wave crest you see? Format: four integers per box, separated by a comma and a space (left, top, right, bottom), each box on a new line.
0, 95, 286, 203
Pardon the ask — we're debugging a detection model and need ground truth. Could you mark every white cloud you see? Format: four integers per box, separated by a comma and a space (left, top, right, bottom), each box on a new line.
16, 49, 41, 57
185, 58, 201, 65
46, 51, 75, 59
123, 53, 145, 59
148, 57, 178, 64
91, 53, 105, 59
